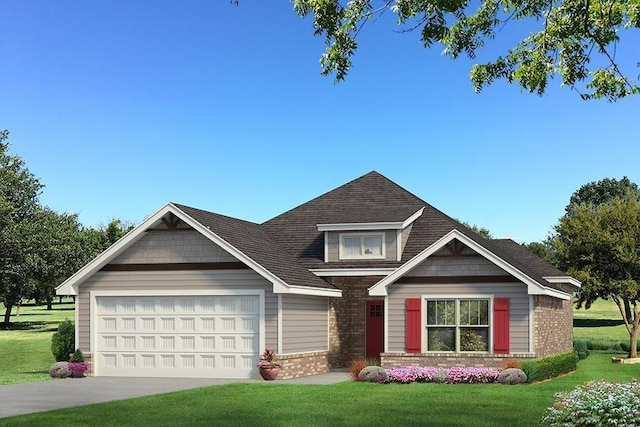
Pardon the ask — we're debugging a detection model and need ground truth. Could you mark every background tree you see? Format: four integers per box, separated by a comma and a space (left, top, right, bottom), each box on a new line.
29, 208, 90, 310
554, 194, 640, 358
456, 219, 492, 239
565, 176, 640, 216
0, 131, 43, 326
290, 0, 640, 101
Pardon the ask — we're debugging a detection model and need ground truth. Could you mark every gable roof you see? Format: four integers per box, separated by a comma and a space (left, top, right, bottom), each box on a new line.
368, 229, 573, 299
56, 203, 340, 297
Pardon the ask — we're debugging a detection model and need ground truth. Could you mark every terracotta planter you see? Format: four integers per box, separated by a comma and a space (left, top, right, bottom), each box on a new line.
259, 366, 280, 380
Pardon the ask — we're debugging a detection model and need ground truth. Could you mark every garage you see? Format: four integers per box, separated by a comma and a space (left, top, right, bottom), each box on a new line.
93, 294, 261, 378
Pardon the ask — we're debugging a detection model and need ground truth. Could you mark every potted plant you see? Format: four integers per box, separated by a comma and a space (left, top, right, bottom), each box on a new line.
257, 348, 281, 380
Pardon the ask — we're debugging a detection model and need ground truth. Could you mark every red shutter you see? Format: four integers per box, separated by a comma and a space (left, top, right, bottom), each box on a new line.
493, 298, 510, 354
406, 298, 422, 354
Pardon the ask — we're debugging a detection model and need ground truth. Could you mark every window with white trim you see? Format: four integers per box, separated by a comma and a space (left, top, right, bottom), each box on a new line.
426, 299, 489, 352
339, 233, 385, 260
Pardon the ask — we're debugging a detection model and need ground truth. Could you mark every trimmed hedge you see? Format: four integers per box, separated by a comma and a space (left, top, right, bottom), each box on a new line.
520, 350, 577, 383
573, 340, 589, 360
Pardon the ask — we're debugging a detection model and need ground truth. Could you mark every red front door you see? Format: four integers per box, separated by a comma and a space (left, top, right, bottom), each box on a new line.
366, 300, 384, 359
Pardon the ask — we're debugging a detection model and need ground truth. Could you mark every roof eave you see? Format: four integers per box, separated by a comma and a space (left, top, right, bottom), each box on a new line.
544, 276, 582, 288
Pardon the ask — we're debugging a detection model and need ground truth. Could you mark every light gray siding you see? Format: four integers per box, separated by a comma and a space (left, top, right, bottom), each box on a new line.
387, 282, 530, 353
281, 294, 329, 354
399, 223, 413, 256
406, 255, 509, 277
77, 270, 276, 351
326, 230, 398, 262
111, 230, 238, 264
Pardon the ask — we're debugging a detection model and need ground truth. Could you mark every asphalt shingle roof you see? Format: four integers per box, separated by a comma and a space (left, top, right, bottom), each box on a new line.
175, 171, 571, 293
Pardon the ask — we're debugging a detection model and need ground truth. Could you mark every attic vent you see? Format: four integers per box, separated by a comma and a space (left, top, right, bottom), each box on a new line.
161, 213, 182, 230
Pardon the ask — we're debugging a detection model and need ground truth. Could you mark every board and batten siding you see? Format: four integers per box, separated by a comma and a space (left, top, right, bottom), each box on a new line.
326, 230, 398, 262
281, 294, 329, 354
387, 282, 530, 353
110, 230, 239, 264
77, 270, 277, 351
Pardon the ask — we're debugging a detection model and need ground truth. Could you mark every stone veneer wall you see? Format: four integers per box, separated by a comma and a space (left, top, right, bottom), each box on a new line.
325, 276, 381, 368
534, 293, 574, 357
381, 352, 535, 369
278, 351, 330, 379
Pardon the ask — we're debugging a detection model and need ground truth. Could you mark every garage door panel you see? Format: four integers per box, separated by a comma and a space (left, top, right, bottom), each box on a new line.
95, 295, 260, 378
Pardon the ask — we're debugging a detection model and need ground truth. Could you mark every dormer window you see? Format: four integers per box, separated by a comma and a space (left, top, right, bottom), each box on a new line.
340, 233, 385, 260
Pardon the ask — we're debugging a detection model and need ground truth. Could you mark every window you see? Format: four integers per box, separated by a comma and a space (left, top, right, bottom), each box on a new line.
339, 233, 385, 259
426, 299, 489, 352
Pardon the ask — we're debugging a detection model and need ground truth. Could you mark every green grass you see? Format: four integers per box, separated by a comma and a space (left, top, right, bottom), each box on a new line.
573, 299, 629, 343
0, 300, 75, 385
1, 354, 637, 427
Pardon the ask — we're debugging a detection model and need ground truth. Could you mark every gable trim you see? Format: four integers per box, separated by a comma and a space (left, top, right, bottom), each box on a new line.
368, 229, 571, 301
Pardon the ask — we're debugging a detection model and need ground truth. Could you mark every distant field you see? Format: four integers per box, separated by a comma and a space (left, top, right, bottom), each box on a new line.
0, 300, 75, 385
573, 298, 628, 343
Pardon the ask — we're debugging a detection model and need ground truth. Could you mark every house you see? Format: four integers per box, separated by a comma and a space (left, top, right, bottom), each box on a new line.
56, 171, 580, 379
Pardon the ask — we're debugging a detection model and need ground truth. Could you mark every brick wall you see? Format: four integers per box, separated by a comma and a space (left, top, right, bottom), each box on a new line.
326, 276, 381, 368
277, 351, 330, 379
84, 353, 94, 376
534, 294, 574, 356
380, 352, 535, 369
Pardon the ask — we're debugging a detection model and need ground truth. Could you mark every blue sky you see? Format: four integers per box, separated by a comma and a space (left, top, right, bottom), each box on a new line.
1, 1, 638, 243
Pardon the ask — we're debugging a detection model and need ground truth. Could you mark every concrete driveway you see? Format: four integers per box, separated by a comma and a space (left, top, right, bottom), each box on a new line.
0, 372, 349, 419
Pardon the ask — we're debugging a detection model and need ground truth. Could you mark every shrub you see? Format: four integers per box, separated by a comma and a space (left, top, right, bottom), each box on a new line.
49, 362, 71, 378
51, 319, 75, 362
68, 361, 89, 377
520, 350, 577, 383
541, 380, 640, 426
358, 366, 388, 383
573, 340, 589, 360
69, 348, 84, 363
499, 358, 522, 370
497, 368, 527, 385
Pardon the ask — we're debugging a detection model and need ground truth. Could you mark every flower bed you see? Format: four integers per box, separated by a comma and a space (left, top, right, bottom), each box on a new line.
385, 366, 500, 384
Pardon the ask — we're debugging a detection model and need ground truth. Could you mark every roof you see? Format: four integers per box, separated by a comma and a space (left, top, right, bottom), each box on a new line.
57, 171, 577, 299
172, 204, 334, 291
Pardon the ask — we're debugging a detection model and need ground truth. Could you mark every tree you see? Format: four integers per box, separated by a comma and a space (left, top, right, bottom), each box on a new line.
29, 208, 90, 310
554, 194, 640, 357
456, 219, 492, 239
290, 0, 640, 101
525, 240, 556, 265
565, 176, 640, 216
0, 131, 43, 326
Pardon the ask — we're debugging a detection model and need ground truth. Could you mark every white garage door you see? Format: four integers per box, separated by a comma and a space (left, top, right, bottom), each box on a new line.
94, 295, 260, 378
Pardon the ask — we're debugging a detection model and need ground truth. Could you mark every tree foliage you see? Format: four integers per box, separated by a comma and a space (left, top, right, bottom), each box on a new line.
290, 0, 640, 101
554, 194, 640, 357
0, 131, 43, 326
565, 176, 640, 215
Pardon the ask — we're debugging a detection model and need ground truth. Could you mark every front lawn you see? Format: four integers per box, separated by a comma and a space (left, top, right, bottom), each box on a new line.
0, 300, 75, 385
1, 354, 636, 427
573, 299, 628, 342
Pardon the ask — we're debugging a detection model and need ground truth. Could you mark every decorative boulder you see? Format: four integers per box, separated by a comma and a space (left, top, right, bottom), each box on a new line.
497, 368, 528, 385
357, 366, 388, 383
49, 362, 71, 378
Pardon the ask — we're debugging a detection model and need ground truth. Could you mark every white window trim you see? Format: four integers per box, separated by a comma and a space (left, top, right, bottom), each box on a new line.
339, 232, 386, 260
421, 294, 494, 354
